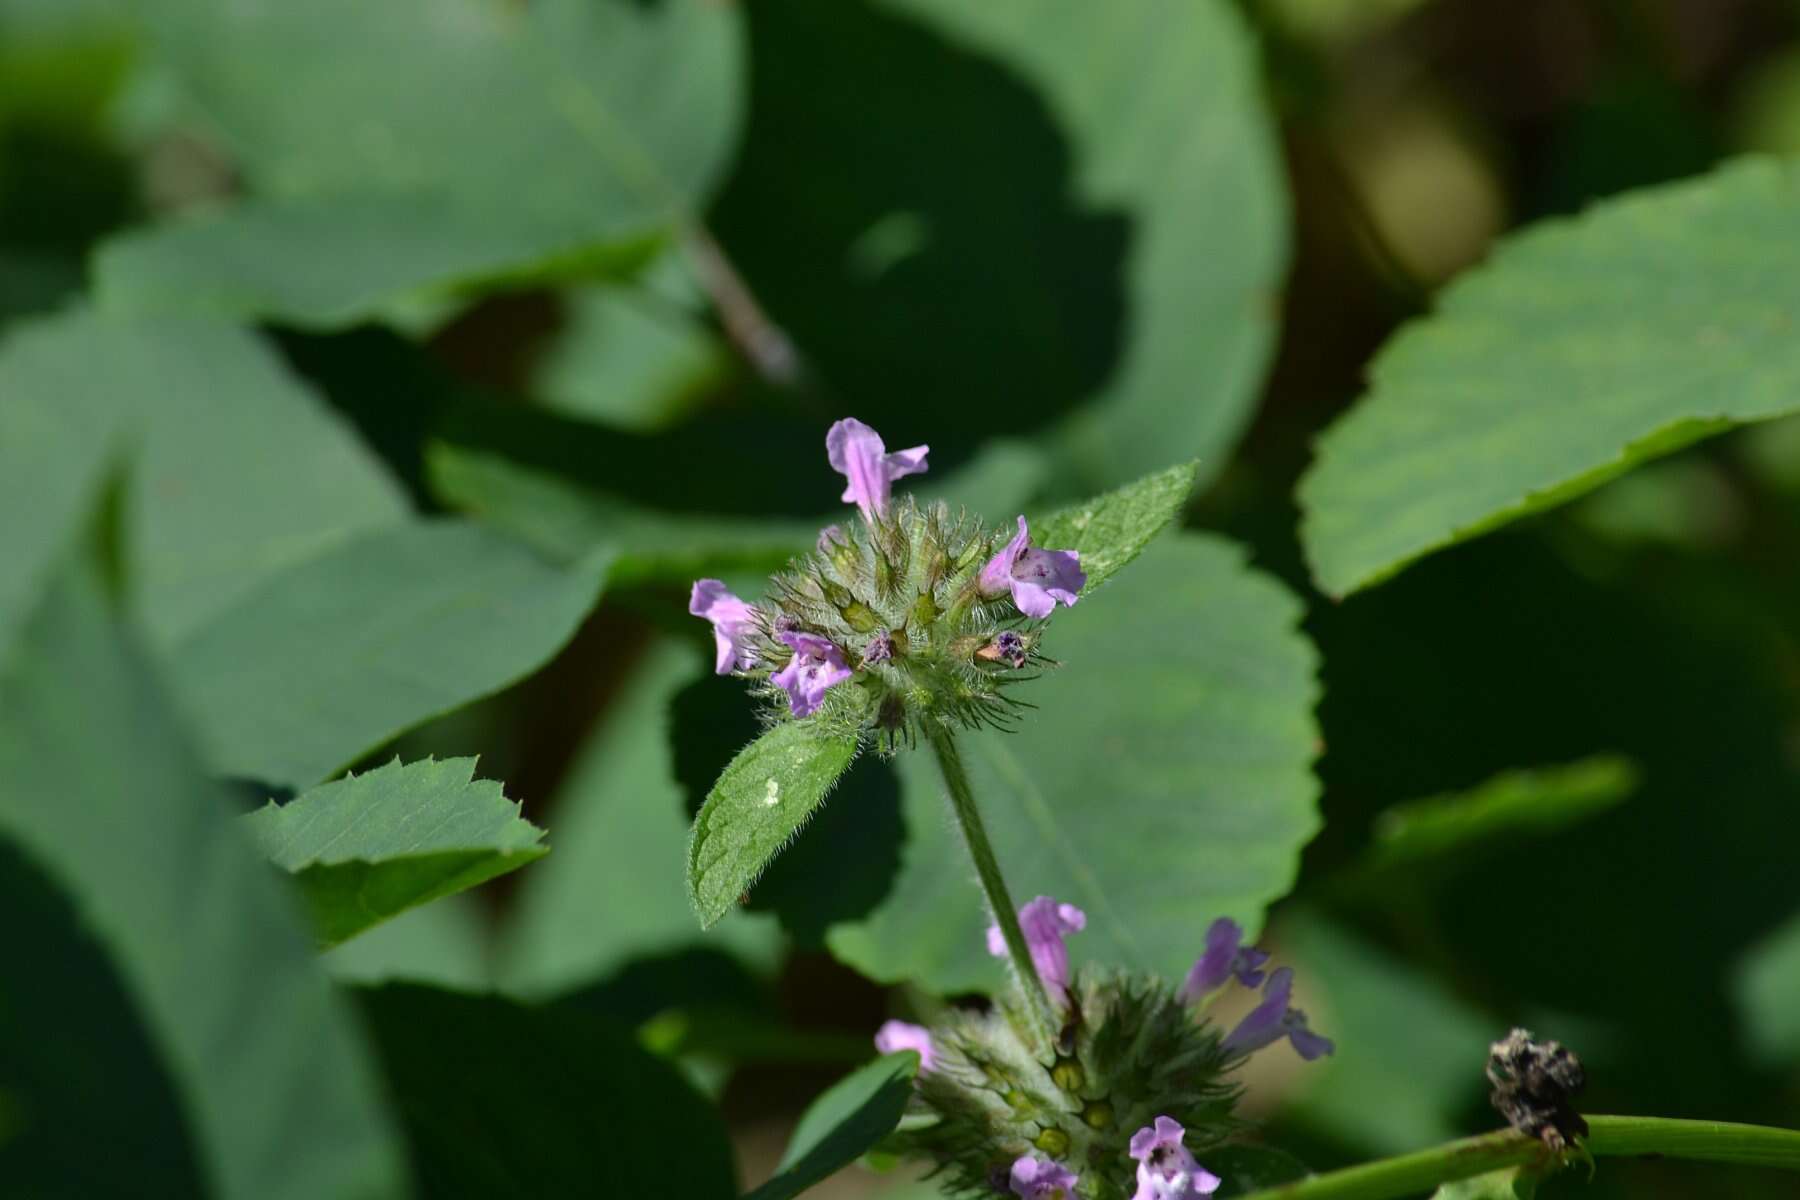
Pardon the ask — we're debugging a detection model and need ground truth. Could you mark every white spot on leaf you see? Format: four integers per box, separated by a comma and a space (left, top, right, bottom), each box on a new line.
763, 778, 781, 807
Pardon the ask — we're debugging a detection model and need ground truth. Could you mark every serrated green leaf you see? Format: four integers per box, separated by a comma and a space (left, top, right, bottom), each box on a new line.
1362, 756, 1639, 875
1030, 460, 1198, 593
359, 983, 737, 1199
502, 641, 782, 996
743, 1053, 919, 1200
0, 553, 406, 1198
169, 520, 611, 789
244, 756, 547, 948
687, 721, 862, 929
827, 533, 1320, 989
1301, 157, 1800, 597
122, 0, 741, 325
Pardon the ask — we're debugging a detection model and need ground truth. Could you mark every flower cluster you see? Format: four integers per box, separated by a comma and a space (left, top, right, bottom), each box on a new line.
691, 418, 1086, 748
873, 904, 1331, 1199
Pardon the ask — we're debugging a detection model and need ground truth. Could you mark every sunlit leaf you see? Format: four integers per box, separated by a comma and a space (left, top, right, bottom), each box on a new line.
245, 756, 547, 948
1301, 158, 1800, 596
687, 720, 862, 929
1031, 460, 1198, 594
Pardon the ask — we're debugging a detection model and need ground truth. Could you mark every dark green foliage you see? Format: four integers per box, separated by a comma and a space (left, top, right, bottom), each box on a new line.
360, 984, 738, 1199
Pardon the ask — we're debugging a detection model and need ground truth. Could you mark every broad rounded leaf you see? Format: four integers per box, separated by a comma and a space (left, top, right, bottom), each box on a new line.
827, 533, 1320, 990
359, 983, 737, 1199
744, 1053, 919, 1200
94, 196, 656, 330
895, 0, 1288, 489
687, 720, 862, 929
716, 0, 1287, 492
169, 520, 612, 789
1301, 157, 1800, 597
0, 309, 408, 650
0, 556, 406, 1198
245, 757, 548, 947
126, 0, 742, 325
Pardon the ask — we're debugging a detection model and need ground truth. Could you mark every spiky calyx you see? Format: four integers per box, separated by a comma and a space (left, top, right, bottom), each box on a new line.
744, 498, 1047, 751
890, 966, 1241, 1199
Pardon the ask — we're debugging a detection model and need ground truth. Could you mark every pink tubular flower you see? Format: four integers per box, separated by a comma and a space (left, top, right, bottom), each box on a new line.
1010, 1154, 1079, 1199
1221, 967, 1335, 1061
873, 1020, 936, 1071
1179, 917, 1270, 1003
689, 579, 758, 674
827, 418, 928, 520
979, 516, 1085, 619
987, 895, 1086, 1000
771, 631, 852, 717
1129, 1117, 1221, 1199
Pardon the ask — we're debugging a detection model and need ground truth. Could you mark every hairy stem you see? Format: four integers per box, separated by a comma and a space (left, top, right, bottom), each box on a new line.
927, 724, 1058, 1038
1233, 1116, 1800, 1200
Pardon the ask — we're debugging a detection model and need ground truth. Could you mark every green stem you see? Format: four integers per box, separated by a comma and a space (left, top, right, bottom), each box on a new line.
927, 724, 1058, 1040
1233, 1116, 1800, 1200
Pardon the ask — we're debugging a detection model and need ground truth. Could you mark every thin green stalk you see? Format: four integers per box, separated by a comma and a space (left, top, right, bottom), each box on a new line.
1233, 1116, 1800, 1200
927, 724, 1058, 1040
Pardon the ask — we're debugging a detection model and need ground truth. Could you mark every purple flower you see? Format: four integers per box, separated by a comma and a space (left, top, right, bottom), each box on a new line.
863, 632, 894, 664
979, 517, 1085, 619
1010, 1154, 1079, 1200
1129, 1117, 1221, 1199
1180, 918, 1270, 1003
873, 1020, 936, 1071
689, 579, 758, 674
987, 895, 1086, 1000
771, 631, 852, 718
826, 418, 928, 521
1221, 967, 1335, 1061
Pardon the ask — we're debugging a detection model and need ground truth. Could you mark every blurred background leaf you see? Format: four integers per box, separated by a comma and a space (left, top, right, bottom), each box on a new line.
712, 0, 1288, 491
168, 521, 611, 790
742, 1052, 919, 1200
114, 0, 743, 328
0, 546, 406, 1199
1300, 158, 1800, 598
360, 983, 738, 1199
